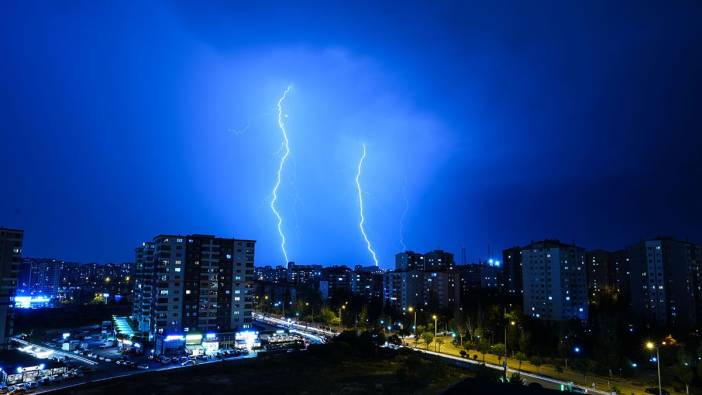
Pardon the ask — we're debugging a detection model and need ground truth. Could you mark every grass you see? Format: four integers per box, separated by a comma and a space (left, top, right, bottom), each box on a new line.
57, 346, 472, 395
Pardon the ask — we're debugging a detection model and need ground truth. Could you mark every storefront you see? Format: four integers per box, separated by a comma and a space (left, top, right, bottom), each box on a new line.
154, 334, 185, 356
0, 351, 66, 386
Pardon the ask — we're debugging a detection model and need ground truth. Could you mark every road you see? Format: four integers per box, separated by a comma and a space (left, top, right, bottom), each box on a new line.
33, 352, 258, 394
253, 313, 336, 340
10, 337, 257, 394
12, 337, 97, 366
15, 316, 329, 394
253, 315, 624, 394
411, 346, 609, 394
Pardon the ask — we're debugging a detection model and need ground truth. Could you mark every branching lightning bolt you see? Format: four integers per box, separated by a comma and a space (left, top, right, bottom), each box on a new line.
356, 143, 379, 267
271, 85, 292, 264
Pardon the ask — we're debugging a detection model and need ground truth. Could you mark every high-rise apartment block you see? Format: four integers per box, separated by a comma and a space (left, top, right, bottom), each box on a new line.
0, 228, 22, 350
132, 234, 255, 349
521, 240, 588, 321
628, 238, 702, 329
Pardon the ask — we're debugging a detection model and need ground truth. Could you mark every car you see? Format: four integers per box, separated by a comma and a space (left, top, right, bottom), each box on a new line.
105, 358, 112, 362
137, 364, 150, 369
181, 360, 196, 367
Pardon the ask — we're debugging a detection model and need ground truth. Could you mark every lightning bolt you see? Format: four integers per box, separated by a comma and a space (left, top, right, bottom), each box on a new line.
271, 85, 292, 264
356, 143, 379, 267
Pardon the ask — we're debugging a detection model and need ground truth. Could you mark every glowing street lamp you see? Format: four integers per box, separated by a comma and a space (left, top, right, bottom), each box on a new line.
646, 341, 662, 395
338, 304, 346, 328
408, 306, 417, 337
433, 315, 438, 338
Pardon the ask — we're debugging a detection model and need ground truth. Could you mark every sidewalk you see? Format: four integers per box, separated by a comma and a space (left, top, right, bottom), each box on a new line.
411, 337, 679, 395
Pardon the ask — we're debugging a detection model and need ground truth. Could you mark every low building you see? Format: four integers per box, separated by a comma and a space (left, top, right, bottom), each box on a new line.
0, 350, 66, 386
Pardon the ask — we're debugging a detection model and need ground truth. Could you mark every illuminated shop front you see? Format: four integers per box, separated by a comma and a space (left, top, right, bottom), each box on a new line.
0, 351, 66, 386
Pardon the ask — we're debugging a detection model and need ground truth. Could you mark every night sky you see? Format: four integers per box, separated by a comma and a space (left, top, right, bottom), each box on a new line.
2, 1, 701, 268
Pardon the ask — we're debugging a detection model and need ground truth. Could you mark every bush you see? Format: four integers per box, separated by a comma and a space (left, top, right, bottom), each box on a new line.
508, 372, 522, 384
387, 334, 402, 346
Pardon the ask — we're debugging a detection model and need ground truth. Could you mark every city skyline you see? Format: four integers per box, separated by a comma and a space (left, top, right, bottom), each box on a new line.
2, 1, 702, 267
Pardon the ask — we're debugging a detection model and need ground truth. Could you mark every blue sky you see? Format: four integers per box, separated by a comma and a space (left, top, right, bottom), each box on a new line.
1, 1, 701, 267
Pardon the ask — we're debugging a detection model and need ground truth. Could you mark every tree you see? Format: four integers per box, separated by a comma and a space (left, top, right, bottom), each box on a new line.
421, 332, 434, 350
515, 352, 526, 372
449, 316, 466, 346
436, 338, 444, 352
491, 343, 506, 361
478, 340, 490, 363
518, 331, 532, 356
671, 355, 693, 394
530, 356, 544, 373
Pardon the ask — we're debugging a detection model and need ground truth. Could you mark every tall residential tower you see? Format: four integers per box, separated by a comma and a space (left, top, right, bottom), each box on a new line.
0, 228, 22, 349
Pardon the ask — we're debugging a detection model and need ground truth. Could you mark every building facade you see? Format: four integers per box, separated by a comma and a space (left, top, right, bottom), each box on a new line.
132, 234, 255, 343
521, 240, 588, 321
384, 249, 460, 312
395, 251, 424, 271
17, 258, 61, 298
502, 247, 523, 295
628, 238, 701, 329
0, 228, 22, 349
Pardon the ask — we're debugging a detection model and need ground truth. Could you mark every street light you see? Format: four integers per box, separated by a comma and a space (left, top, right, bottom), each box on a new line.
505, 319, 516, 357
433, 315, 438, 338
646, 341, 662, 395
338, 304, 346, 329
408, 307, 417, 337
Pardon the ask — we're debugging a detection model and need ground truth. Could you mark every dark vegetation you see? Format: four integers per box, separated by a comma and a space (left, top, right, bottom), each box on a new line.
60, 330, 560, 395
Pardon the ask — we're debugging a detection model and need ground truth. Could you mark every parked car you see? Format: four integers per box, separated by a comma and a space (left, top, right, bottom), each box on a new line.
137, 364, 150, 370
